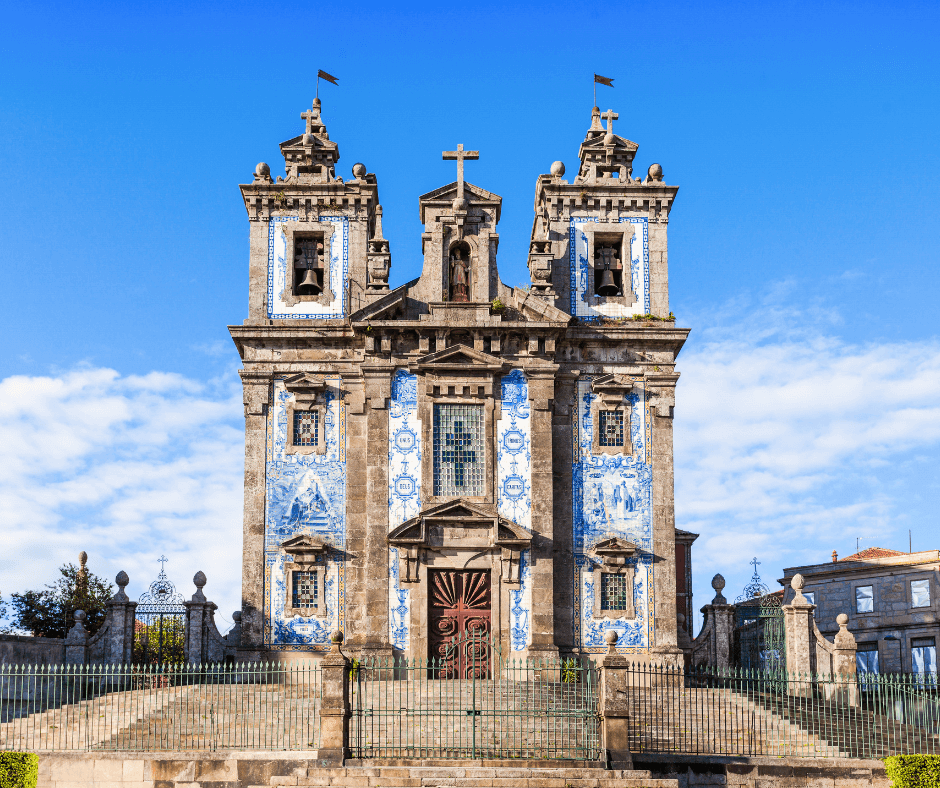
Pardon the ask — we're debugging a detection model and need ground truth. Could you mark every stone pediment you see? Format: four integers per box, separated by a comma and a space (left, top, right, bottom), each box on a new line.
412, 344, 505, 373
580, 133, 638, 154
284, 373, 327, 404
591, 536, 638, 567
388, 499, 532, 550
592, 374, 636, 402
419, 181, 502, 224
349, 278, 418, 322
280, 534, 329, 561
513, 288, 573, 324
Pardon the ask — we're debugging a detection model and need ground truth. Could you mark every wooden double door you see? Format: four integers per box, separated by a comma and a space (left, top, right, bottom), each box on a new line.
428, 569, 492, 678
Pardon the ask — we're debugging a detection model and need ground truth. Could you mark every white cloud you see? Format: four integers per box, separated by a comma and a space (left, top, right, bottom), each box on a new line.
676, 294, 940, 621
0, 367, 245, 629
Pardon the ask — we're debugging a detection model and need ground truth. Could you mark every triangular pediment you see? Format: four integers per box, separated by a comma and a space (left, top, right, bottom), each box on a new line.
388, 500, 532, 549
284, 373, 326, 403
580, 134, 638, 153
419, 181, 502, 224
413, 344, 504, 373
279, 133, 338, 155
280, 534, 329, 560
591, 536, 638, 557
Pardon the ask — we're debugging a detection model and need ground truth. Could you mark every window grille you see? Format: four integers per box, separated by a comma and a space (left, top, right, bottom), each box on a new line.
293, 410, 319, 446
856, 585, 874, 614
600, 573, 628, 611
292, 571, 318, 610
911, 579, 931, 608
598, 410, 624, 447
433, 404, 485, 496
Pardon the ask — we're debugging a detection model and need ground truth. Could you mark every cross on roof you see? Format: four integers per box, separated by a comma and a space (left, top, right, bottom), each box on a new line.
301, 103, 321, 136
441, 420, 477, 488
603, 109, 619, 136
442, 143, 479, 204
750, 557, 760, 574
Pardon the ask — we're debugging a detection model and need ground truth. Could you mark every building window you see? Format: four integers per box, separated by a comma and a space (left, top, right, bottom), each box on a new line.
433, 404, 485, 497
912, 637, 937, 676
911, 579, 931, 608
600, 573, 628, 612
856, 585, 874, 614
856, 643, 879, 674
292, 570, 318, 610
599, 410, 625, 448
804, 591, 816, 605
293, 410, 319, 446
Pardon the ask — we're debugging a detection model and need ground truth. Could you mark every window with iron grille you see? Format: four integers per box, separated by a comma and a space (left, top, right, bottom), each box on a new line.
599, 410, 624, 447
433, 404, 485, 496
293, 410, 319, 447
292, 571, 318, 610
601, 573, 628, 611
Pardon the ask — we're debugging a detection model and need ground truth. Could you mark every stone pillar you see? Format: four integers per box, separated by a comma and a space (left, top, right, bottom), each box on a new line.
318, 631, 350, 765
551, 378, 576, 653
64, 611, 88, 665
832, 613, 859, 707
106, 571, 138, 664
782, 573, 815, 696
183, 571, 210, 664
240, 373, 270, 650
527, 370, 558, 658
701, 574, 736, 670
598, 631, 633, 769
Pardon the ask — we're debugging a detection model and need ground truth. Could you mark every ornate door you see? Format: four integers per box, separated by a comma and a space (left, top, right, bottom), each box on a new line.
428, 569, 492, 677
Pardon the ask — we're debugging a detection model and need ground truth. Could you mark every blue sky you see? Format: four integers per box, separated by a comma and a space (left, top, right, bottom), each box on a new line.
0, 0, 938, 631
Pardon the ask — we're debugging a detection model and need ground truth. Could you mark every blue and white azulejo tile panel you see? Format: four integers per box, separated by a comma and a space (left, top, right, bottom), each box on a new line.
267, 216, 349, 319
388, 370, 421, 651
264, 377, 346, 650
572, 377, 654, 652
497, 370, 533, 651
569, 217, 649, 319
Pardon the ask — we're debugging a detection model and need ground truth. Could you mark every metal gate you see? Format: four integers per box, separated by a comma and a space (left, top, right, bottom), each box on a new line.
133, 556, 186, 664
735, 558, 786, 674
351, 630, 600, 760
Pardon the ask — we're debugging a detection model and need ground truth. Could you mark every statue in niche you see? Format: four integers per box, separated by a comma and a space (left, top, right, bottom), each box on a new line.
449, 246, 471, 302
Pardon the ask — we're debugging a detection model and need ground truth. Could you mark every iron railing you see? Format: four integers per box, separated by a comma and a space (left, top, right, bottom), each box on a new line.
627, 664, 940, 759
351, 633, 601, 761
0, 662, 321, 752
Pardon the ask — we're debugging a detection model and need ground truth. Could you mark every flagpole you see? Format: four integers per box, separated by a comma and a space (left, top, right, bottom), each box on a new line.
593, 75, 596, 109
316, 74, 320, 100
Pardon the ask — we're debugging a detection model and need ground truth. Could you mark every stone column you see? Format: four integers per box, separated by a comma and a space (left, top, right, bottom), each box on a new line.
551, 377, 576, 653
183, 571, 209, 664
701, 574, 736, 670
527, 370, 559, 658
832, 613, 859, 707
598, 631, 633, 769
318, 631, 350, 765
782, 574, 816, 696
64, 611, 88, 665
105, 571, 138, 664
240, 373, 270, 650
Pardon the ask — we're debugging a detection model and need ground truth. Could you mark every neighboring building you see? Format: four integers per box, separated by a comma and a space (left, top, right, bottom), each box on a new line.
229, 99, 691, 663
780, 548, 940, 675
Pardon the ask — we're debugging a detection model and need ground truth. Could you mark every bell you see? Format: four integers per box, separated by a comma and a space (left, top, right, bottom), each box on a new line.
297, 268, 322, 295
597, 267, 620, 297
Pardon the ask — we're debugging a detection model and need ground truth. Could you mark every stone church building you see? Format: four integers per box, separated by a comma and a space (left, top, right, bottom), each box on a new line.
229, 99, 691, 665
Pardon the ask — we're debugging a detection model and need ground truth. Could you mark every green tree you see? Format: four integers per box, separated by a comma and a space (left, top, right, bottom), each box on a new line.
10, 560, 113, 638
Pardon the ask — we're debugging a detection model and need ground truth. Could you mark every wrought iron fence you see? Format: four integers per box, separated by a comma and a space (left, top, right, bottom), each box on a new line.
351, 632, 601, 760
0, 662, 321, 752
627, 663, 940, 759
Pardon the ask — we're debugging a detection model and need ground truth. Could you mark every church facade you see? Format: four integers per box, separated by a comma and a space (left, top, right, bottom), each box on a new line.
230, 100, 690, 664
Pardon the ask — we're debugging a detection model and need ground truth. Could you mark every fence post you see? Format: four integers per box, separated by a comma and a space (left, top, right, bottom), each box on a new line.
64, 610, 89, 665
318, 630, 350, 765
832, 613, 859, 707
782, 574, 815, 696
599, 631, 633, 769
184, 571, 210, 664
107, 571, 138, 664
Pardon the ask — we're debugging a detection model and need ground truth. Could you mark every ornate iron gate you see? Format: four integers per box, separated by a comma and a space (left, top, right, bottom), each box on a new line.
735, 558, 786, 673
133, 556, 186, 664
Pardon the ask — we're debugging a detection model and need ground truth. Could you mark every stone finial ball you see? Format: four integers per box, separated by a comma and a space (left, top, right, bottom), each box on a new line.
791, 573, 805, 592
837, 613, 849, 627
232, 611, 241, 622
78, 551, 88, 565
677, 613, 686, 625
352, 162, 366, 178
193, 571, 207, 589
604, 630, 619, 646
74, 609, 86, 622
550, 161, 565, 177
330, 630, 344, 644
603, 132, 615, 147
255, 162, 270, 178
116, 570, 129, 588
648, 163, 663, 181
711, 573, 726, 591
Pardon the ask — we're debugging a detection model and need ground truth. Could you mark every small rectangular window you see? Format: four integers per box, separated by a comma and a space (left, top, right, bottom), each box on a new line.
804, 591, 816, 605
292, 571, 318, 610
601, 573, 628, 611
599, 410, 625, 447
293, 410, 319, 446
912, 637, 937, 676
856, 585, 874, 614
911, 579, 931, 608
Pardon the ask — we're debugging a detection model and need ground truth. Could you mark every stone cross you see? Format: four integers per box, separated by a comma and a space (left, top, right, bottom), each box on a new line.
603, 109, 619, 136
301, 104, 320, 136
442, 143, 479, 204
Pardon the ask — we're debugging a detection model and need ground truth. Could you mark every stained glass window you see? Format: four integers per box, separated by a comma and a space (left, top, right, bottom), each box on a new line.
911, 579, 930, 608
601, 573, 628, 611
293, 410, 319, 446
292, 571, 318, 610
433, 404, 485, 496
599, 410, 624, 447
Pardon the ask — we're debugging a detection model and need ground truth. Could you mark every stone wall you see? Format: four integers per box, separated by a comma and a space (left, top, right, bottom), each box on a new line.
0, 635, 65, 665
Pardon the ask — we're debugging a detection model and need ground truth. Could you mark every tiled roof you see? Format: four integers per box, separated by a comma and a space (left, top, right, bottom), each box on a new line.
839, 547, 906, 562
